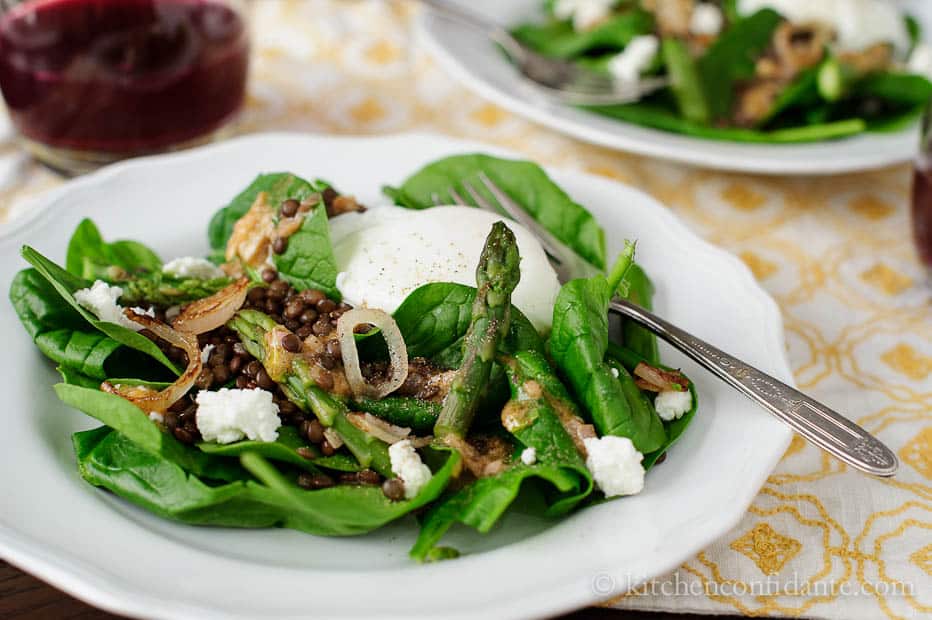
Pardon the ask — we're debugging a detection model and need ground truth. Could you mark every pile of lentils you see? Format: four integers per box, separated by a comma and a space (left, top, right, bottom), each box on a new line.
140, 222, 413, 498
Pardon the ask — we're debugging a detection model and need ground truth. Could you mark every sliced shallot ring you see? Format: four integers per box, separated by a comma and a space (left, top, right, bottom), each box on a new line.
633, 362, 689, 392
102, 310, 203, 413
171, 277, 250, 335
336, 308, 408, 399
323, 427, 344, 450
347, 412, 410, 444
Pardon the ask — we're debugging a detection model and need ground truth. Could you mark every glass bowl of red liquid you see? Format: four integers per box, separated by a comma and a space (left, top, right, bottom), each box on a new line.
0, 0, 249, 174
913, 98, 932, 281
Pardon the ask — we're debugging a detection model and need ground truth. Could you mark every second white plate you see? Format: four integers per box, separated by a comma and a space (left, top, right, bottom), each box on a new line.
418, 0, 926, 175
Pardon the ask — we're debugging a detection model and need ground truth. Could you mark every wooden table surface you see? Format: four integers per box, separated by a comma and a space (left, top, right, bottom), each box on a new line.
1, 560, 733, 620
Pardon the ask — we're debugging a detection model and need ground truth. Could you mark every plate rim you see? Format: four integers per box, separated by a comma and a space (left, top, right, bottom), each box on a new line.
0, 131, 794, 620
416, 4, 919, 176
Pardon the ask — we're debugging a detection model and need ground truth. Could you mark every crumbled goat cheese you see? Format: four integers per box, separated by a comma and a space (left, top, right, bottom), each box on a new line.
584, 436, 645, 497
610, 366, 620, 378
690, 3, 723, 36
554, 0, 616, 32
521, 447, 538, 465
148, 412, 164, 424
608, 35, 659, 83
655, 389, 693, 421
201, 344, 215, 365
162, 256, 226, 280
389, 439, 433, 499
131, 306, 155, 318
195, 388, 281, 444
74, 280, 142, 331
909, 43, 932, 80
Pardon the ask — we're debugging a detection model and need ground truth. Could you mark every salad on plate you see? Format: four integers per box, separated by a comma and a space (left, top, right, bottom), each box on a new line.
511, 0, 932, 142
10, 154, 697, 562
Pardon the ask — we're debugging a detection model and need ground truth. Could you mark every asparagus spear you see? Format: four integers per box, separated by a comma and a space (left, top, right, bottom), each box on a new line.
350, 396, 440, 434
228, 309, 392, 477
117, 274, 233, 306
434, 222, 521, 440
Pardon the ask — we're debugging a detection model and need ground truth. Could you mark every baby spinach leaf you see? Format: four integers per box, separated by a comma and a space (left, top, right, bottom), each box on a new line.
662, 38, 710, 124
272, 203, 341, 299
411, 351, 593, 561
392, 282, 544, 364
606, 343, 698, 469
10, 268, 88, 339
511, 9, 654, 59
22, 246, 179, 374
36, 330, 122, 380
55, 384, 243, 482
620, 263, 659, 366
198, 426, 363, 473
384, 154, 605, 269
208, 173, 319, 253
75, 427, 461, 537
66, 219, 162, 279
549, 276, 665, 453
698, 9, 782, 121
854, 72, 932, 107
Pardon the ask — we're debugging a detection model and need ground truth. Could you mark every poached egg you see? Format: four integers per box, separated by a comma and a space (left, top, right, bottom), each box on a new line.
329, 206, 561, 332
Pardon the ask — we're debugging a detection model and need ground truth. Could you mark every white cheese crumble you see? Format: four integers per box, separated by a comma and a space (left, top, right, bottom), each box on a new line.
131, 306, 155, 319
195, 388, 281, 444
608, 35, 659, 83
389, 439, 433, 499
148, 411, 164, 424
520, 447, 538, 465
162, 256, 226, 280
690, 3, 724, 37
554, 0, 616, 32
655, 389, 693, 421
909, 43, 932, 80
610, 366, 620, 378
654, 390, 693, 422
74, 280, 143, 331
584, 436, 645, 497
201, 344, 215, 365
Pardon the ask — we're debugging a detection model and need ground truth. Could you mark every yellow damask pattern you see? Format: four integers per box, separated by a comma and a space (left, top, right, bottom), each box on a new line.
0, 2, 928, 618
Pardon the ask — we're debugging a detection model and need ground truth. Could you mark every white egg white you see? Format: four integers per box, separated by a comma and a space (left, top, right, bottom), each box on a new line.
330, 205, 561, 332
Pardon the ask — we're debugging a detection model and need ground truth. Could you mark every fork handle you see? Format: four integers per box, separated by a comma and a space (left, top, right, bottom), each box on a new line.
609, 297, 898, 477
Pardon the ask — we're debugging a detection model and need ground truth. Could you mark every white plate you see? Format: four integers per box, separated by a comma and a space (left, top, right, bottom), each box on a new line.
418, 0, 929, 175
0, 133, 793, 619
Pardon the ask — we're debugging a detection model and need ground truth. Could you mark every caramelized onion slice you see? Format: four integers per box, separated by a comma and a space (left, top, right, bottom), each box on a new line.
103, 311, 203, 414
172, 277, 250, 335
336, 308, 408, 399
633, 362, 689, 392
347, 412, 410, 444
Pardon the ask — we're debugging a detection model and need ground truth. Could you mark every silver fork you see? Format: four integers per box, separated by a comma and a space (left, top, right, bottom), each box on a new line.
433, 175, 898, 478
418, 0, 668, 106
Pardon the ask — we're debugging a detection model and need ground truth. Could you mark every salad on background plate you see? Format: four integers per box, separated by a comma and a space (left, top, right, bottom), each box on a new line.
511, 0, 932, 142
10, 154, 698, 562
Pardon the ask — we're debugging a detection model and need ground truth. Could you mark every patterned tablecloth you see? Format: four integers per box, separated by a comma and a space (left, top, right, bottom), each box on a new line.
0, 2, 929, 619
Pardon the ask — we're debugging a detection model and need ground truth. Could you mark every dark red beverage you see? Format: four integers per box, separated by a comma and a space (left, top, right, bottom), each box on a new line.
0, 0, 248, 164
912, 164, 932, 271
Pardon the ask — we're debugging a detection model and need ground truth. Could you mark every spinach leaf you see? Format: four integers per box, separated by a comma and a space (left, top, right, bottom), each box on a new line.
10, 267, 89, 339
391, 282, 544, 364
549, 276, 665, 453
208, 173, 319, 253
854, 72, 932, 107
606, 343, 698, 469
36, 330, 122, 380
588, 101, 868, 142
198, 426, 363, 473
272, 202, 341, 299
510, 9, 654, 59
21, 246, 179, 374
620, 263, 659, 365
698, 9, 782, 121
66, 219, 162, 279
411, 351, 593, 561
55, 383, 244, 482
75, 427, 461, 536
384, 154, 605, 269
